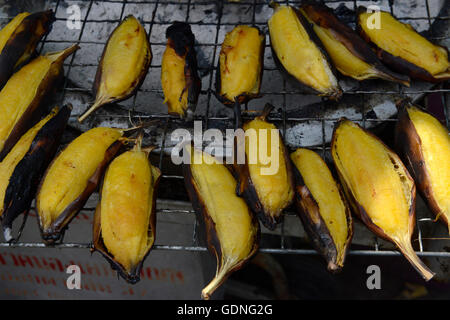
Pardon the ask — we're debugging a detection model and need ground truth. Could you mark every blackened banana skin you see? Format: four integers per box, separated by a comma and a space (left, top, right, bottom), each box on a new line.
162, 22, 201, 119
0, 10, 55, 90
1, 105, 71, 242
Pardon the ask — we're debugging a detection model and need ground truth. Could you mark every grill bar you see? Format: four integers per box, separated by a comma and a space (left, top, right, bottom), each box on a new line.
1, 242, 450, 259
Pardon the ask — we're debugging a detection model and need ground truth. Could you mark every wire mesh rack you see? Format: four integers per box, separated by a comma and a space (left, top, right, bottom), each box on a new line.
0, 0, 449, 260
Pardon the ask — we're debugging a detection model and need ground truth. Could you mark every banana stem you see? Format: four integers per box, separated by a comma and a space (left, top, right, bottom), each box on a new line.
201, 260, 233, 300
328, 251, 345, 272
269, 1, 280, 10
397, 240, 435, 281
133, 131, 144, 152
78, 97, 107, 123
378, 71, 411, 87
259, 103, 275, 121
50, 44, 80, 61
120, 120, 161, 134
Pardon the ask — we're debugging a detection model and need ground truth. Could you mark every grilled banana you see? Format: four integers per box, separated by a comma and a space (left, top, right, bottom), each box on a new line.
216, 25, 265, 106
268, 3, 341, 99
237, 104, 295, 230
299, 3, 409, 85
36, 127, 124, 244
161, 22, 201, 119
184, 145, 259, 300
357, 7, 450, 82
0, 105, 70, 241
0, 44, 78, 161
93, 137, 160, 283
332, 119, 434, 281
396, 100, 450, 233
291, 148, 352, 272
0, 10, 55, 89
78, 15, 152, 122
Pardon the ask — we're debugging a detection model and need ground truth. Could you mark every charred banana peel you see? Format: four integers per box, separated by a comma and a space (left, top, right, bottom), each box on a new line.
0, 10, 55, 89
79, 15, 152, 122
161, 22, 201, 119
0, 44, 79, 161
183, 145, 259, 300
291, 148, 352, 272
268, 3, 342, 99
357, 7, 450, 82
93, 136, 160, 284
396, 100, 450, 233
332, 119, 435, 281
238, 104, 295, 230
0, 105, 71, 242
216, 25, 265, 106
299, 3, 410, 86
36, 127, 125, 244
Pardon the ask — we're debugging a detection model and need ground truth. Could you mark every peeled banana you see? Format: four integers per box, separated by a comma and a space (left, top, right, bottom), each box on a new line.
161, 22, 201, 119
0, 44, 78, 161
299, 3, 410, 85
396, 100, 450, 233
357, 7, 450, 82
36, 127, 124, 244
78, 15, 152, 122
268, 3, 341, 99
184, 145, 259, 300
237, 104, 295, 230
332, 119, 434, 281
0, 105, 70, 242
0, 10, 55, 89
93, 136, 160, 283
291, 148, 353, 272
216, 25, 265, 106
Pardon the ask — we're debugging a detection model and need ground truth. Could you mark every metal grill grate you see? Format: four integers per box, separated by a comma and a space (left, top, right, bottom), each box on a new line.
1, 0, 449, 259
